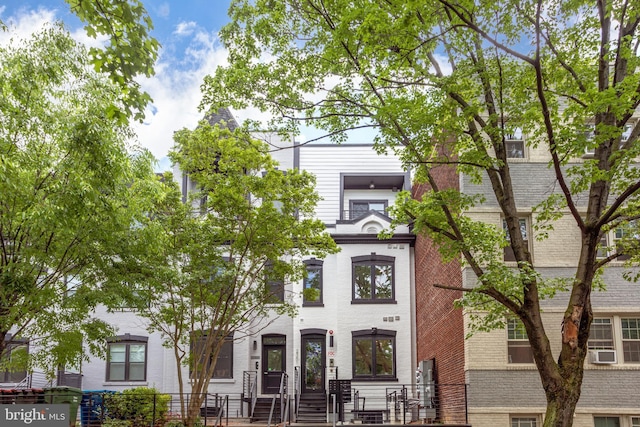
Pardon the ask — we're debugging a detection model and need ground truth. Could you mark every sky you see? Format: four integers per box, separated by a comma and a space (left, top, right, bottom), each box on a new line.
1, 0, 236, 172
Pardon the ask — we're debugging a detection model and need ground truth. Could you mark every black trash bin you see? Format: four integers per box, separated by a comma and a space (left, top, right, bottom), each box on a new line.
44, 386, 83, 427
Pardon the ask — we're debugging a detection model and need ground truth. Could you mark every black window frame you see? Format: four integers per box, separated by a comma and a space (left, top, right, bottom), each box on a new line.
303, 258, 324, 307
1, 336, 29, 383
349, 200, 388, 220
351, 254, 396, 304
264, 262, 285, 304
106, 334, 148, 382
351, 329, 397, 381
190, 331, 234, 379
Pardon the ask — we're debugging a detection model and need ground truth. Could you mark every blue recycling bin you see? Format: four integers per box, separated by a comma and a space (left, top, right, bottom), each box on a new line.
80, 390, 116, 427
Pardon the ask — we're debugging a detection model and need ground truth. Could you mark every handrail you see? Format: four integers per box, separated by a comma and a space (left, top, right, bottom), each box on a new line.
282, 390, 290, 426
212, 395, 228, 427
281, 372, 288, 425
294, 367, 301, 422
268, 372, 288, 427
243, 371, 258, 418
250, 378, 258, 418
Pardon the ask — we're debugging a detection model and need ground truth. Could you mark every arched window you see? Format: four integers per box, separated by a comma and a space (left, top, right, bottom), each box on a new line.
351, 254, 395, 303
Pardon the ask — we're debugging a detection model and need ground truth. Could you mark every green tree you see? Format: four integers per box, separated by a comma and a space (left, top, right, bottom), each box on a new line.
64, 0, 159, 122
202, 1, 640, 426
111, 122, 338, 427
1, 1, 160, 122
0, 25, 157, 378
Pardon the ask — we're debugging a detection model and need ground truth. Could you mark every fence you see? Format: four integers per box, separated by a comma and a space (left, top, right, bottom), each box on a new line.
0, 384, 468, 426
328, 382, 468, 425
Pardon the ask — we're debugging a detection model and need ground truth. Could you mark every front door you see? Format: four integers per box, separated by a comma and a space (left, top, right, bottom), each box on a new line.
262, 335, 286, 394
302, 335, 326, 393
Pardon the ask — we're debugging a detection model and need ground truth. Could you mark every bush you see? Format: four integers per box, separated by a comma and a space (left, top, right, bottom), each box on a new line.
163, 419, 203, 427
102, 420, 130, 427
103, 387, 170, 427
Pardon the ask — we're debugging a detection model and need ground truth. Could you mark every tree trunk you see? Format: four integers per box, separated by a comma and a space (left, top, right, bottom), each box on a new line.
540, 334, 588, 427
543, 382, 583, 427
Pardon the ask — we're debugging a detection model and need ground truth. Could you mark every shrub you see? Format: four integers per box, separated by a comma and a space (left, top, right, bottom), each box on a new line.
163, 419, 203, 427
103, 387, 170, 427
102, 420, 131, 427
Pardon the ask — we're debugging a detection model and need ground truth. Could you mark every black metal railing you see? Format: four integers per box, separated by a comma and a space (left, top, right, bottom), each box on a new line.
0, 383, 469, 426
342, 208, 389, 221
340, 383, 469, 426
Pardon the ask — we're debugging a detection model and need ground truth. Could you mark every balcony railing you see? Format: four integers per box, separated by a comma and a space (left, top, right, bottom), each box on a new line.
342, 209, 390, 221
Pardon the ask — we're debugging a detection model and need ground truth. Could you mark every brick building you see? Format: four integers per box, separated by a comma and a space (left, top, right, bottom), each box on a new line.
413, 131, 640, 427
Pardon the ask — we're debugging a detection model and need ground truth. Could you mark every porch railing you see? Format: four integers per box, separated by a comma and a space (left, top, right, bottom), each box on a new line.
293, 366, 301, 421
242, 370, 258, 418
268, 372, 288, 427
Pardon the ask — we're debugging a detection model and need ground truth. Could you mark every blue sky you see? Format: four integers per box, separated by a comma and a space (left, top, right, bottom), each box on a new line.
1, 0, 235, 171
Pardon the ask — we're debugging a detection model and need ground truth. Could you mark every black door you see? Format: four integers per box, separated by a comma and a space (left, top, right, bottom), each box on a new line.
302, 335, 326, 393
262, 335, 286, 394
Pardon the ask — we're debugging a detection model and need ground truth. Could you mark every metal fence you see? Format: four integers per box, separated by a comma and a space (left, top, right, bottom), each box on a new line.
328, 382, 468, 425
0, 384, 468, 426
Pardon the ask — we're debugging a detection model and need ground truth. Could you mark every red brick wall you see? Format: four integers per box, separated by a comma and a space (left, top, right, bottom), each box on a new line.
412, 161, 466, 388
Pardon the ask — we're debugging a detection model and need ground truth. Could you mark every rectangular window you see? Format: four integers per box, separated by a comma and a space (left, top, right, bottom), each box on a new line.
613, 222, 637, 261
594, 416, 620, 427
503, 218, 529, 262
631, 417, 640, 427
511, 417, 538, 427
588, 318, 614, 349
505, 140, 525, 158
264, 263, 285, 303
596, 234, 609, 259
507, 319, 534, 363
1, 339, 28, 383
352, 329, 396, 380
352, 254, 395, 303
505, 128, 525, 159
107, 336, 147, 382
584, 123, 596, 156
191, 333, 234, 379
622, 318, 640, 363
349, 200, 388, 220
303, 259, 323, 306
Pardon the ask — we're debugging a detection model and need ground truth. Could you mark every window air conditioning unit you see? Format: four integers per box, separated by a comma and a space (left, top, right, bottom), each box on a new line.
590, 349, 617, 364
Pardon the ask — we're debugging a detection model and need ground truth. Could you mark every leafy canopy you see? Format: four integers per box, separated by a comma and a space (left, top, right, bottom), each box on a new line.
0, 24, 158, 374
106, 121, 338, 426
64, 0, 160, 122
204, 1, 640, 424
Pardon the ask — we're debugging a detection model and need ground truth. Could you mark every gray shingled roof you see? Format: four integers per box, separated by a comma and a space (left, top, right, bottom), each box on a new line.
205, 107, 238, 130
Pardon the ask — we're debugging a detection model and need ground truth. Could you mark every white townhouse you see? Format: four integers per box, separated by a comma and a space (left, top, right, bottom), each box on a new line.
23, 111, 417, 423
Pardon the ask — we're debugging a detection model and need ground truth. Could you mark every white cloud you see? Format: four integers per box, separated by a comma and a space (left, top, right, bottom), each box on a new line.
131, 28, 230, 167
0, 7, 58, 45
0, 6, 278, 170
173, 21, 197, 36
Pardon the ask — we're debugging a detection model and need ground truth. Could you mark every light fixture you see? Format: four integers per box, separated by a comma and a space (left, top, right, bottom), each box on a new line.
253, 340, 257, 351
369, 181, 375, 189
